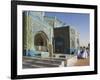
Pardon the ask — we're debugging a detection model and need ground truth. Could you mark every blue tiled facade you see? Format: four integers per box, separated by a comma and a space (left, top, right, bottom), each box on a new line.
23, 11, 80, 57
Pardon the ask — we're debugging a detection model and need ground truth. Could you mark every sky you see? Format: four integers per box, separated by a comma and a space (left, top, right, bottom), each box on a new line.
45, 12, 90, 47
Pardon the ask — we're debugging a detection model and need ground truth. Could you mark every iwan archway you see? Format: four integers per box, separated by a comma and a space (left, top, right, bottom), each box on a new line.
34, 31, 49, 52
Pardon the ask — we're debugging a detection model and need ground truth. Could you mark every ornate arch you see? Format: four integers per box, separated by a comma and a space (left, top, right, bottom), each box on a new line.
34, 31, 49, 51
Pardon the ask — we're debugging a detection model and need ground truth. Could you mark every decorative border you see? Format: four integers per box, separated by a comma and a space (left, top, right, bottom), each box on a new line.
11, 1, 97, 79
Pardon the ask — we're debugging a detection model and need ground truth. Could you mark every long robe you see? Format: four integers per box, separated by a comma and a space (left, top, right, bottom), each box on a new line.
82, 50, 88, 58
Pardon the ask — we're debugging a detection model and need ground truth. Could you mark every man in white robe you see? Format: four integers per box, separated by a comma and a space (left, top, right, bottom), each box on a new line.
82, 47, 88, 59
82, 49, 88, 58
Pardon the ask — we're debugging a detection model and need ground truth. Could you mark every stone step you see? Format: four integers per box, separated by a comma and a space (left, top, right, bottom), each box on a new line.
23, 62, 45, 68
28, 59, 61, 64
23, 59, 60, 67
23, 56, 66, 64
23, 56, 67, 68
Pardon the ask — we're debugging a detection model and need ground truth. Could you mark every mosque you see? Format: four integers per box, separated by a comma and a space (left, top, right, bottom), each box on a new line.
23, 11, 80, 59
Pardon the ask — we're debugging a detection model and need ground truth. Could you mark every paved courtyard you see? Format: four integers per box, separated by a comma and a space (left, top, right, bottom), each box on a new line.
74, 57, 90, 66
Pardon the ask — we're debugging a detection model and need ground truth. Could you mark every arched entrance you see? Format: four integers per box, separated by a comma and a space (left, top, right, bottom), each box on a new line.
54, 37, 64, 53
34, 31, 48, 52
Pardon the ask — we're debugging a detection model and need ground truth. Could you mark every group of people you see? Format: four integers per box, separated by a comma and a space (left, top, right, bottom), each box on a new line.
77, 47, 89, 59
